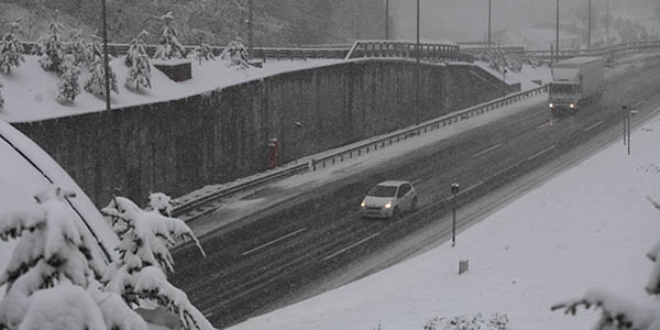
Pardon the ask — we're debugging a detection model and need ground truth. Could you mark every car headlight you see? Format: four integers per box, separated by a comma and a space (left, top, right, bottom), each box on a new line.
384, 201, 393, 209
569, 103, 575, 109
549, 103, 554, 108
361, 200, 366, 208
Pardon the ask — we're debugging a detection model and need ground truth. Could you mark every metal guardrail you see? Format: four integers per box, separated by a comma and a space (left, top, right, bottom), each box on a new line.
172, 84, 548, 218
344, 40, 473, 63
521, 40, 660, 60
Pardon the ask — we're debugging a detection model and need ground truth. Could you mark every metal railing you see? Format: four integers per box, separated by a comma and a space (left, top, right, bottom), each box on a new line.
172, 84, 548, 218
344, 40, 473, 63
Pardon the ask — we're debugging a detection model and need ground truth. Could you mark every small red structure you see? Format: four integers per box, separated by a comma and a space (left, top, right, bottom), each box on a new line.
268, 138, 278, 169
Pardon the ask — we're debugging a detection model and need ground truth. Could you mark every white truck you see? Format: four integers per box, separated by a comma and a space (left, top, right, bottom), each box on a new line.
548, 56, 605, 114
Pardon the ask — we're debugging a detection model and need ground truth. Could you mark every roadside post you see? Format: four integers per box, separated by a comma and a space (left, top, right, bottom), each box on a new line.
451, 183, 460, 247
622, 105, 639, 155
622, 105, 628, 146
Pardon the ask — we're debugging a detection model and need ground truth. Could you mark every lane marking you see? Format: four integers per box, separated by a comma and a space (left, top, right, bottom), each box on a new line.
536, 121, 552, 130
242, 228, 307, 256
584, 120, 605, 132
527, 145, 556, 161
204, 312, 214, 318
324, 233, 380, 261
632, 100, 646, 109
411, 178, 422, 185
624, 85, 635, 93
472, 143, 502, 158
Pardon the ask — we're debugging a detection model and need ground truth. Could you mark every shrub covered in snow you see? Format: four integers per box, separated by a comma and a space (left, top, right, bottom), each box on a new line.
56, 55, 81, 103
0, 19, 25, 74
84, 35, 118, 97
33, 13, 66, 73
0, 82, 4, 110
147, 192, 177, 217
153, 12, 186, 61
66, 29, 90, 68
125, 30, 152, 91
190, 43, 215, 65
0, 186, 147, 330
220, 37, 249, 68
552, 197, 660, 329
424, 313, 509, 330
101, 196, 212, 330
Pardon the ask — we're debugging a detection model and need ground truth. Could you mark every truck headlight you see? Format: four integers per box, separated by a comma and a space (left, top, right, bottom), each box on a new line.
384, 201, 393, 209
569, 103, 575, 109
361, 200, 366, 208
549, 103, 554, 108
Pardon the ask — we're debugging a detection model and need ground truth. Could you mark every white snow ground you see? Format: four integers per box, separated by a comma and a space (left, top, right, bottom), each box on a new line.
220, 77, 660, 328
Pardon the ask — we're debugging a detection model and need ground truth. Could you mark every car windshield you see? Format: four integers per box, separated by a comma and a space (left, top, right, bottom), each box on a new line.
550, 84, 576, 94
367, 185, 398, 197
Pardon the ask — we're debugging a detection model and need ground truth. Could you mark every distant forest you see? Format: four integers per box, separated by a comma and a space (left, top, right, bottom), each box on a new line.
0, 0, 386, 46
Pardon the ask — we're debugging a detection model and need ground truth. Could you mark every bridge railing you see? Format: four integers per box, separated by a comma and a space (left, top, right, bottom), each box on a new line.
344, 40, 473, 63
521, 40, 660, 60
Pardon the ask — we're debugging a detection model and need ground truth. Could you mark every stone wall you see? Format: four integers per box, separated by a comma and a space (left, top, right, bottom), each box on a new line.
14, 60, 515, 207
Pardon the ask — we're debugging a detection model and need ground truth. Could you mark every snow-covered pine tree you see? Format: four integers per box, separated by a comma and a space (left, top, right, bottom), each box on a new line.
66, 29, 90, 68
0, 19, 25, 74
0, 186, 147, 330
552, 197, 660, 329
56, 55, 81, 103
190, 43, 215, 65
153, 12, 186, 60
125, 30, 152, 91
33, 11, 66, 73
84, 35, 118, 97
220, 37, 249, 68
101, 196, 214, 330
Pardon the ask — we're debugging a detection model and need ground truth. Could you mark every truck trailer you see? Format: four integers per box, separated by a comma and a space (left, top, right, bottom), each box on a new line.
548, 56, 605, 114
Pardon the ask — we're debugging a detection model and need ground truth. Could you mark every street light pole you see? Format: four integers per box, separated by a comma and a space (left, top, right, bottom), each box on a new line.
248, 0, 254, 60
488, 0, 492, 50
606, 0, 610, 51
101, 0, 111, 111
587, 0, 592, 49
556, 0, 560, 61
385, 0, 389, 40
416, 0, 420, 64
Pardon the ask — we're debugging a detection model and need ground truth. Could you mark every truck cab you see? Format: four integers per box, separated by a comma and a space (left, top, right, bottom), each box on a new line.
549, 81, 581, 111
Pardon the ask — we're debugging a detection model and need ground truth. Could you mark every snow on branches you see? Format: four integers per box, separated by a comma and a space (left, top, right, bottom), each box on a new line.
0, 19, 25, 74
125, 30, 152, 91
552, 198, 660, 330
424, 313, 509, 330
190, 43, 215, 65
0, 82, 4, 110
220, 37, 249, 69
153, 12, 186, 60
0, 186, 142, 330
101, 196, 211, 330
56, 55, 81, 103
84, 35, 118, 97
33, 12, 66, 73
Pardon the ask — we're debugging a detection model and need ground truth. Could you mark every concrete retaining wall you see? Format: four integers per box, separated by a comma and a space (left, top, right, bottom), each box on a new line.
14, 60, 516, 207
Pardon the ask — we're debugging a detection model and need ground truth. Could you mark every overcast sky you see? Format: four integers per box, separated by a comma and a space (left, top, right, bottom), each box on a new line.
387, 0, 657, 46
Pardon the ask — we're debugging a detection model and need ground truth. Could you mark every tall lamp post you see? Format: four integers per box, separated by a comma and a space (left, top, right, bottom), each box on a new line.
385, 0, 390, 40
555, 0, 560, 62
487, 0, 492, 50
248, 0, 254, 60
416, 0, 420, 64
101, 0, 111, 111
587, 0, 592, 49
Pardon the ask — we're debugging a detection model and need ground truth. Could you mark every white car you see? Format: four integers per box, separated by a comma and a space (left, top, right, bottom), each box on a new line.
360, 180, 418, 219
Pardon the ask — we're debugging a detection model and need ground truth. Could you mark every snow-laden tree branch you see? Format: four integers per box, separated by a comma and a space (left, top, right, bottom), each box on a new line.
0, 186, 148, 330
552, 198, 660, 330
101, 195, 211, 330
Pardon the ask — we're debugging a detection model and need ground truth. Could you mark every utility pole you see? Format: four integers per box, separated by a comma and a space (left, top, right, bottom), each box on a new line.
556, 0, 560, 61
416, 0, 420, 63
248, 0, 254, 59
488, 0, 492, 50
606, 0, 610, 50
385, 0, 389, 40
101, 0, 111, 111
587, 0, 592, 49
